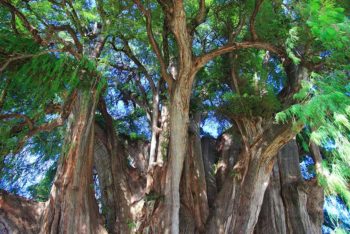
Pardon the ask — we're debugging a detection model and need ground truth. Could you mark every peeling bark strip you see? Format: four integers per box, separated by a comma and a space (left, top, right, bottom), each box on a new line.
255, 141, 324, 234
40, 88, 107, 234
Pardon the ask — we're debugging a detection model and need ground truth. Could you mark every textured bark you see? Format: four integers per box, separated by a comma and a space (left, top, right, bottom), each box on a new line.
201, 137, 218, 206
0, 190, 44, 234
206, 118, 301, 234
215, 131, 241, 191
163, 80, 193, 234
254, 161, 287, 234
255, 140, 324, 234
161, 2, 197, 232
94, 125, 132, 233
278, 141, 324, 234
40, 89, 107, 234
148, 93, 160, 174
139, 105, 169, 233
179, 114, 209, 233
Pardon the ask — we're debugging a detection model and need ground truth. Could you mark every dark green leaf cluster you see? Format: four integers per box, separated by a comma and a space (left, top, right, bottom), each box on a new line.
28, 162, 57, 202
220, 92, 281, 118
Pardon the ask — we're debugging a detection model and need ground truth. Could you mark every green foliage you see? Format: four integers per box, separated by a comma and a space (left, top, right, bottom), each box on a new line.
0, 0, 349, 221
277, 72, 350, 205
285, 27, 301, 64
145, 192, 164, 202
298, 0, 350, 64
28, 163, 57, 201
220, 91, 281, 118
306, 0, 350, 50
0, 30, 40, 55
127, 220, 137, 229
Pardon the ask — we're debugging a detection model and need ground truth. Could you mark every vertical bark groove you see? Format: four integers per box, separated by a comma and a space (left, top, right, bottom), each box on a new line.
39, 88, 107, 234
255, 140, 324, 234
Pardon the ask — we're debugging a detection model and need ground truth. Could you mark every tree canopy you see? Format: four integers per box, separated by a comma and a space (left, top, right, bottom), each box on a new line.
0, 0, 349, 233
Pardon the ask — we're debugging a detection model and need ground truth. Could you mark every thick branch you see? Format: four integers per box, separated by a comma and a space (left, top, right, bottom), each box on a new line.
133, 0, 173, 87
0, 113, 34, 130
0, 50, 60, 73
249, 0, 264, 41
0, 0, 43, 44
189, 0, 208, 34
119, 39, 156, 93
195, 41, 285, 70
260, 121, 304, 161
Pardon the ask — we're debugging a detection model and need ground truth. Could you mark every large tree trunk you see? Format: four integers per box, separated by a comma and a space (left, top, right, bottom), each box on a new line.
139, 104, 169, 233
94, 98, 132, 234
201, 136, 218, 206
254, 157, 287, 234
146, 92, 160, 194
206, 119, 301, 234
179, 113, 209, 233
255, 140, 324, 234
40, 88, 106, 234
0, 190, 44, 233
163, 79, 193, 233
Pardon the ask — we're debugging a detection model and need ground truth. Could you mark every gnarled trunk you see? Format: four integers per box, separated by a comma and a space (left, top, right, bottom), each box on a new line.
201, 136, 218, 206
93, 98, 132, 233
206, 119, 301, 234
163, 80, 193, 233
255, 140, 324, 234
0, 190, 44, 233
40, 88, 106, 234
139, 104, 169, 233
179, 113, 209, 233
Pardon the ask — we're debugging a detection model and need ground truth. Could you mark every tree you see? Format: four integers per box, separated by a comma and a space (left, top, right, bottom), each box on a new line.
0, 0, 349, 233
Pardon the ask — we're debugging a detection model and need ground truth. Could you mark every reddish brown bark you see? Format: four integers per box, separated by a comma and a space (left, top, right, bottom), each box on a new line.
39, 89, 106, 234
0, 190, 44, 233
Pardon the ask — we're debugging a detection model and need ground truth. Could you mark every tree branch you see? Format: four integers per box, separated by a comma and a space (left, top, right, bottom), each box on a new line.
10, 11, 19, 35
0, 0, 43, 44
0, 113, 34, 130
3, 90, 77, 154
119, 39, 156, 93
48, 25, 83, 53
195, 41, 286, 70
133, 0, 173, 88
0, 50, 60, 74
189, 0, 208, 34
0, 1, 82, 58
249, 0, 264, 41
260, 121, 304, 161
